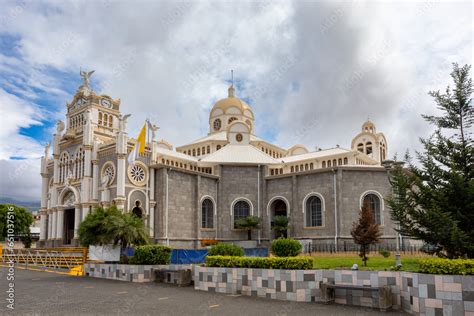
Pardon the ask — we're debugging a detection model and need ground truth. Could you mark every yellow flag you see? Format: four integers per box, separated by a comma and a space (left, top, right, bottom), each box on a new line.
128, 122, 148, 164
136, 123, 147, 154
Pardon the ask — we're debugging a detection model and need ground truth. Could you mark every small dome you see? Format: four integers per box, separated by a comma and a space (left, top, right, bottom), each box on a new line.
362, 120, 376, 133
211, 85, 253, 115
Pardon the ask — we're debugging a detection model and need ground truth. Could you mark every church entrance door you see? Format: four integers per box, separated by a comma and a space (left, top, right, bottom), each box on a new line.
63, 208, 75, 245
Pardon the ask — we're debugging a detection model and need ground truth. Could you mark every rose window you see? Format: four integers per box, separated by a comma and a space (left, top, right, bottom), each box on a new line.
127, 162, 148, 186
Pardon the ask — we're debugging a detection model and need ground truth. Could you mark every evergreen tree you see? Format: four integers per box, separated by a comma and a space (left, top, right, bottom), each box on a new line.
351, 202, 382, 266
388, 63, 473, 258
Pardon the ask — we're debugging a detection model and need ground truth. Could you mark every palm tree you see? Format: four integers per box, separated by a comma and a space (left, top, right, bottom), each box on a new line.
235, 215, 261, 240
79, 206, 149, 250
105, 212, 149, 251
272, 215, 288, 238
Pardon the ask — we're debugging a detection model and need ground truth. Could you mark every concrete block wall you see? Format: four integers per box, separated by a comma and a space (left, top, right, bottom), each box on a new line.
84, 263, 193, 283
194, 266, 474, 315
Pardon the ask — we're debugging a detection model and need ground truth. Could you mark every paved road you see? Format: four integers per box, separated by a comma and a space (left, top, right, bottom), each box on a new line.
0, 267, 407, 315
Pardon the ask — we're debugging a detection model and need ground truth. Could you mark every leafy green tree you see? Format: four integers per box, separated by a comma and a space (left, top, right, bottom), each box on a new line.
0, 204, 34, 247
351, 203, 382, 266
78, 206, 149, 249
272, 215, 289, 238
388, 63, 474, 258
235, 215, 261, 240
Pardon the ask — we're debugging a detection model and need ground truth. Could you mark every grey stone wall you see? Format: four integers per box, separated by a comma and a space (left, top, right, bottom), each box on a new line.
150, 165, 396, 248
217, 166, 261, 241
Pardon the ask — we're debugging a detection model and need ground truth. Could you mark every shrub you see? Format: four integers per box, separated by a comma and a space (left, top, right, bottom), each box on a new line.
129, 245, 172, 265
271, 238, 302, 257
206, 255, 313, 270
379, 248, 390, 258
208, 243, 244, 257
419, 258, 474, 275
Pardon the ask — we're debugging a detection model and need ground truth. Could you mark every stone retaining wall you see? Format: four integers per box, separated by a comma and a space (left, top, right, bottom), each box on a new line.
84, 263, 193, 283
194, 266, 474, 315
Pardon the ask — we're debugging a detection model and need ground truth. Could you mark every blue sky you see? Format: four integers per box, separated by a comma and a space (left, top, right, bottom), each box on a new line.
0, 0, 472, 201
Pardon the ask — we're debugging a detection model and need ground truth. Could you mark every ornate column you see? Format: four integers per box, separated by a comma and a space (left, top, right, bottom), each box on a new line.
82, 204, 90, 221
56, 207, 64, 244
74, 203, 81, 239
115, 114, 130, 210
92, 160, 99, 201
149, 167, 155, 237
51, 209, 57, 242
47, 210, 52, 240
39, 210, 47, 241
115, 153, 126, 210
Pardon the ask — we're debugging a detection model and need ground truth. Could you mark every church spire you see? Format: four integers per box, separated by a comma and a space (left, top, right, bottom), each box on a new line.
228, 69, 235, 97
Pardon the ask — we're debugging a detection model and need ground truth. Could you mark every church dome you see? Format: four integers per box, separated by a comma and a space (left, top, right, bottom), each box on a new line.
209, 85, 254, 134
211, 85, 253, 115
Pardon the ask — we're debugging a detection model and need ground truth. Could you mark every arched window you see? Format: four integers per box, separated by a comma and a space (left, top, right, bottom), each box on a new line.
233, 200, 250, 228
366, 142, 373, 155
338, 158, 342, 165
322, 161, 326, 168
216, 145, 221, 150
362, 193, 381, 224
305, 195, 323, 227
332, 159, 337, 166
344, 157, 348, 165
207, 146, 210, 154
108, 115, 113, 127
295, 165, 299, 172
290, 166, 294, 173
357, 143, 364, 152
192, 149, 196, 156
202, 198, 214, 228
310, 163, 314, 169
327, 160, 331, 167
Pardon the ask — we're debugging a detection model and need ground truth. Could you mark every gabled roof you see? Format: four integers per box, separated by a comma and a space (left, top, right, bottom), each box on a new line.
282, 147, 352, 163
155, 146, 198, 162
177, 131, 265, 148
199, 144, 281, 165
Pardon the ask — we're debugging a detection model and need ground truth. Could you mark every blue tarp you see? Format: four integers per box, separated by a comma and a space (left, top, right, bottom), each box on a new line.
171, 249, 208, 264
170, 248, 269, 264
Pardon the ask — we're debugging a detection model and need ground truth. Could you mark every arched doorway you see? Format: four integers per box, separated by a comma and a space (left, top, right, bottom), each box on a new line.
270, 199, 288, 239
61, 190, 76, 245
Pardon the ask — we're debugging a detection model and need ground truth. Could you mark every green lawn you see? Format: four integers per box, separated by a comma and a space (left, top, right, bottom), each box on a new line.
311, 254, 429, 272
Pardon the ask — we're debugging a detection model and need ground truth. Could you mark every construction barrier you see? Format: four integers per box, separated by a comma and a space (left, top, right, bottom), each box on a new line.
0, 247, 88, 276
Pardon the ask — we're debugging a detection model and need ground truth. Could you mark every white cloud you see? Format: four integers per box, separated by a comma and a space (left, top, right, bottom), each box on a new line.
0, 0, 471, 201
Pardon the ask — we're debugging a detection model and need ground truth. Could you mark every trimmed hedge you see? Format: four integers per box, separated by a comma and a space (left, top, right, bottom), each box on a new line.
206, 255, 313, 270
208, 243, 244, 257
271, 238, 302, 257
129, 245, 172, 265
419, 258, 474, 275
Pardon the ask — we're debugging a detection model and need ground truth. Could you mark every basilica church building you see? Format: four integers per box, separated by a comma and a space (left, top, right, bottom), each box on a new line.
38, 72, 396, 249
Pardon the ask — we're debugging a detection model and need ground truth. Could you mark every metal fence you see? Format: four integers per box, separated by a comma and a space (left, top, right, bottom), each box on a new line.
303, 242, 423, 254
